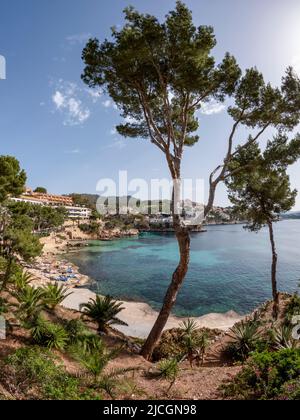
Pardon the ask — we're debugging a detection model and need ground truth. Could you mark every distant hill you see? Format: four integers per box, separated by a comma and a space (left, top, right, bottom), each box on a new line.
281, 211, 300, 220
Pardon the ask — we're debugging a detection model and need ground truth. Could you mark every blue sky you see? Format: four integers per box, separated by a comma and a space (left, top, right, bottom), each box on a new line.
0, 0, 300, 209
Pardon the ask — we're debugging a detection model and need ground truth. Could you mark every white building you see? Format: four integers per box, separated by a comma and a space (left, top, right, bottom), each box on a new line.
10, 197, 92, 220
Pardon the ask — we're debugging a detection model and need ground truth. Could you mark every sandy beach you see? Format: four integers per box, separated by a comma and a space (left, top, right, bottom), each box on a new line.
62, 288, 244, 338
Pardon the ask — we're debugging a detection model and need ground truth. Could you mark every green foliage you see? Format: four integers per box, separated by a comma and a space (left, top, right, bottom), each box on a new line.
157, 358, 179, 383
285, 293, 300, 322
180, 319, 198, 336
226, 320, 261, 361
81, 295, 128, 332
269, 324, 299, 350
0, 297, 8, 315
2, 347, 98, 400
221, 349, 300, 400
12, 285, 46, 322
11, 270, 34, 290
152, 327, 218, 362
42, 283, 72, 310
178, 319, 211, 366
226, 134, 300, 232
0, 155, 26, 203
70, 336, 119, 380
8, 201, 66, 232
30, 316, 69, 350
277, 378, 300, 400
34, 187, 47, 193
79, 222, 99, 234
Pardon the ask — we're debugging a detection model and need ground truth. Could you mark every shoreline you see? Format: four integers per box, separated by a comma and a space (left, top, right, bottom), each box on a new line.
28, 231, 245, 338
61, 288, 245, 338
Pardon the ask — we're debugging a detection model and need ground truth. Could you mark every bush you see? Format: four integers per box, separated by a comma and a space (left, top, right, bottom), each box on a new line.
2, 347, 98, 400
277, 378, 300, 400
285, 294, 300, 323
221, 349, 300, 400
81, 295, 128, 333
42, 283, 72, 310
31, 316, 69, 350
225, 320, 262, 361
152, 327, 219, 362
157, 358, 179, 382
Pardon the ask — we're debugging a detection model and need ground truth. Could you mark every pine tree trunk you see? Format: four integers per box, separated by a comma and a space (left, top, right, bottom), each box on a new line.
140, 217, 190, 360
267, 221, 279, 318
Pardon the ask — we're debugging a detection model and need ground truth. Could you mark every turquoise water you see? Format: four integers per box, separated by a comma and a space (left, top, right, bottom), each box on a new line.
65, 220, 300, 317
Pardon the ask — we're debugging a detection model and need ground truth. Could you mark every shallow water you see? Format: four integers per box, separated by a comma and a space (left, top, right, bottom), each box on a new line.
64, 220, 300, 316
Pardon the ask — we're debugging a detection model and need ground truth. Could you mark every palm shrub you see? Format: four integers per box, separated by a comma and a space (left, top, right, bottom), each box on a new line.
225, 320, 261, 361
81, 295, 128, 333
30, 316, 69, 350
156, 358, 179, 392
11, 270, 34, 291
179, 320, 210, 366
180, 319, 198, 336
70, 336, 119, 380
269, 324, 299, 350
42, 283, 72, 310
63, 319, 100, 352
12, 285, 46, 323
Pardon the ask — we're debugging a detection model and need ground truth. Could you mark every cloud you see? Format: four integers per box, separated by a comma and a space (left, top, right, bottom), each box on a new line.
102, 99, 118, 110
52, 81, 90, 126
86, 88, 102, 103
291, 55, 300, 75
110, 128, 117, 135
64, 149, 81, 154
109, 139, 126, 150
66, 33, 92, 45
200, 100, 226, 116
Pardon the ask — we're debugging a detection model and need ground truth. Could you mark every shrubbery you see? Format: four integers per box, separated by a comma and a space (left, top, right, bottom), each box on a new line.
1, 347, 100, 400
221, 348, 300, 400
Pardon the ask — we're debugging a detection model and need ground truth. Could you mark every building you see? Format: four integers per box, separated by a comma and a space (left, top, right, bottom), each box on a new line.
22, 189, 74, 207
11, 189, 92, 220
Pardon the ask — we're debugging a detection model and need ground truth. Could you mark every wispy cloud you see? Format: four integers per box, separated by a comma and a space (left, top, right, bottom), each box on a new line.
66, 33, 92, 46
200, 99, 226, 116
109, 139, 126, 150
64, 148, 81, 154
52, 80, 90, 126
102, 99, 118, 110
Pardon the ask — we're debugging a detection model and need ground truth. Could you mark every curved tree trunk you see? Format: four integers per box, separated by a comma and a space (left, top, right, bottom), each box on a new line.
140, 219, 190, 360
267, 221, 279, 318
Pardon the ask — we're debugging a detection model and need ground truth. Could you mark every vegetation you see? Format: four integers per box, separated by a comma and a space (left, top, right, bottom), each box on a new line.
30, 316, 69, 350
82, 1, 300, 360
226, 135, 300, 317
81, 295, 128, 333
1, 347, 99, 400
152, 324, 217, 363
221, 349, 300, 400
42, 283, 72, 310
225, 319, 262, 361
12, 285, 46, 323
34, 187, 47, 194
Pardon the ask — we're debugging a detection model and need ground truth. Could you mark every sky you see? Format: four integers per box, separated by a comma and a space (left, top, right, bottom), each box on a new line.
0, 0, 300, 209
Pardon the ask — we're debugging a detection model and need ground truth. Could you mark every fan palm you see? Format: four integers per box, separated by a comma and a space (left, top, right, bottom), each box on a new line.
12, 285, 45, 322
42, 283, 73, 310
11, 271, 34, 290
81, 295, 128, 333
